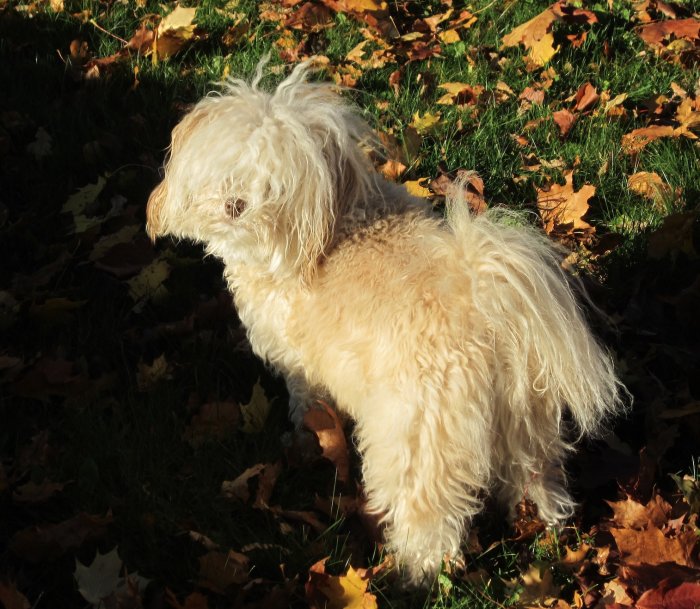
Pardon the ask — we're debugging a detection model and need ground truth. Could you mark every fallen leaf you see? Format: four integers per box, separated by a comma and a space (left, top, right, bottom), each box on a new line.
502, 5, 558, 66
637, 579, 700, 609
647, 211, 698, 259
74, 547, 150, 608
628, 171, 677, 207
303, 401, 350, 483
572, 82, 599, 112
221, 463, 265, 503
240, 380, 271, 433
536, 170, 596, 237
552, 109, 577, 137
611, 524, 697, 567
156, 6, 198, 60
437, 82, 483, 107
519, 86, 545, 104
410, 111, 442, 134
607, 493, 671, 529
621, 124, 695, 155
403, 179, 432, 198
306, 559, 378, 609
198, 550, 249, 593
165, 590, 210, 609
185, 401, 240, 446
378, 158, 406, 181
127, 257, 170, 301
430, 170, 487, 214
12, 480, 65, 504
638, 18, 700, 49
10, 512, 112, 562
0, 582, 30, 609
137, 354, 171, 390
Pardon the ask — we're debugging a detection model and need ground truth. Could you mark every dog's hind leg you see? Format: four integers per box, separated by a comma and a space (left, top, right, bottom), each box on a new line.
353, 361, 492, 585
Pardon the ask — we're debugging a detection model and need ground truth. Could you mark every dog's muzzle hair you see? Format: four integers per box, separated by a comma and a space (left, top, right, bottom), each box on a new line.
147, 57, 626, 586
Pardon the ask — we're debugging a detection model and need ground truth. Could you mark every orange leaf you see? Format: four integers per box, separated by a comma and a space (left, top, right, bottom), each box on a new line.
536, 170, 595, 236
621, 125, 694, 155
628, 171, 677, 207
611, 525, 697, 567
552, 109, 577, 137
303, 401, 350, 483
639, 18, 700, 48
573, 82, 599, 112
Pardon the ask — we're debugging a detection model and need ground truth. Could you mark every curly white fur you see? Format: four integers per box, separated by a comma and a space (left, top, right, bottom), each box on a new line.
147, 58, 624, 585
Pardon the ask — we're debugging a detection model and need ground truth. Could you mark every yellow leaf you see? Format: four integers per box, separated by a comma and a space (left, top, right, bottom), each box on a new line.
241, 381, 271, 433
156, 5, 197, 59
404, 179, 432, 198
438, 29, 461, 44
159, 5, 196, 31
410, 111, 442, 134
528, 31, 557, 65
319, 566, 378, 609
128, 258, 170, 301
439, 82, 471, 96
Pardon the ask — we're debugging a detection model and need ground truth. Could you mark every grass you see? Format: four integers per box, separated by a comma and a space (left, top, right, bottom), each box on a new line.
1, 0, 699, 606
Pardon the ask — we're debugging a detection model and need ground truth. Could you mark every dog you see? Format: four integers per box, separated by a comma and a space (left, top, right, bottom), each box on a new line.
146, 58, 623, 585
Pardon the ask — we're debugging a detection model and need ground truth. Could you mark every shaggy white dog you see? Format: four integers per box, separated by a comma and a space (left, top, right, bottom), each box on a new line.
146, 59, 623, 585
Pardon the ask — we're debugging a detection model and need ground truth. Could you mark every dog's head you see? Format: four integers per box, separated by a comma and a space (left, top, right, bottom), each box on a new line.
146, 58, 378, 281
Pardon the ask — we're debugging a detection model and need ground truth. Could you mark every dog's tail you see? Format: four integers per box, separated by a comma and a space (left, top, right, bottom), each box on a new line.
445, 175, 625, 438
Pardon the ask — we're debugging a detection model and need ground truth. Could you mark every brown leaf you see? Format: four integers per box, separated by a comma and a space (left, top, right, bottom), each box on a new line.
252, 461, 283, 509
621, 124, 694, 155
639, 18, 700, 48
9, 512, 112, 562
611, 524, 697, 567
647, 211, 699, 259
304, 401, 350, 483
165, 589, 210, 609
429, 170, 487, 214
12, 480, 65, 504
607, 493, 671, 529
637, 579, 700, 609
221, 463, 266, 503
285, 2, 333, 30
519, 86, 546, 104
552, 109, 577, 137
198, 550, 249, 593
378, 159, 406, 181
573, 82, 599, 112
511, 498, 547, 541
536, 170, 596, 237
628, 171, 678, 207
0, 583, 30, 609
502, 5, 559, 66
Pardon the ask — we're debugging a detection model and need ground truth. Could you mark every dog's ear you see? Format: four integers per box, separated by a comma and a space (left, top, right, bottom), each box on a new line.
269, 67, 378, 282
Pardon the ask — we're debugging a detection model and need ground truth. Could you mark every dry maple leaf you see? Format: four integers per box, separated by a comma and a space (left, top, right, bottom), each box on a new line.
155, 6, 198, 60
636, 579, 700, 609
198, 550, 249, 594
628, 171, 677, 207
638, 17, 700, 49
611, 524, 698, 567
306, 559, 378, 609
536, 170, 596, 237
606, 493, 671, 529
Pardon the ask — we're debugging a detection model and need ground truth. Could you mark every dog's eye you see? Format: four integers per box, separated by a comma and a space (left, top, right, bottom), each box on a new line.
224, 198, 246, 218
